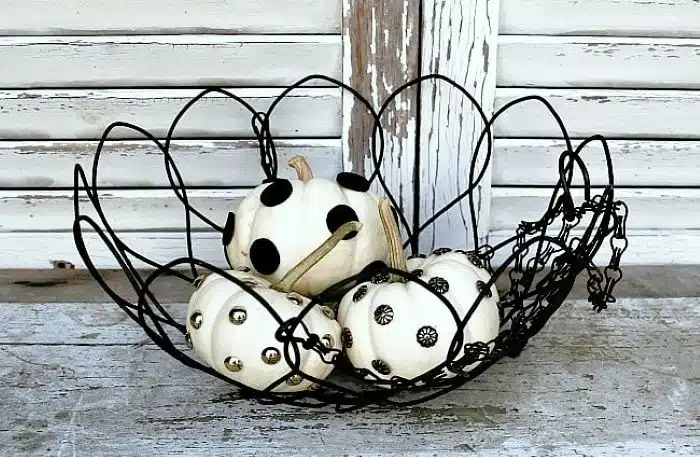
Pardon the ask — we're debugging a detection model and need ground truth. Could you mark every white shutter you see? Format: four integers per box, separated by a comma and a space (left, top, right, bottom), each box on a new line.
0, 1, 344, 268
491, 0, 700, 265
343, 0, 498, 253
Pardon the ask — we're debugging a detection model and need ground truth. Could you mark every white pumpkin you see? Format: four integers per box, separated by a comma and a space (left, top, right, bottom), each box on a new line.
185, 221, 360, 392
336, 200, 501, 386
224, 156, 389, 296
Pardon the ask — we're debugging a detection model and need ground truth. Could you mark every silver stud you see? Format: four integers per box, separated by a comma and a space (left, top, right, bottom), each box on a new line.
228, 308, 247, 325
189, 312, 203, 329
224, 356, 243, 372
261, 347, 281, 365
286, 374, 303, 386
185, 332, 193, 349
321, 306, 335, 320
321, 334, 335, 349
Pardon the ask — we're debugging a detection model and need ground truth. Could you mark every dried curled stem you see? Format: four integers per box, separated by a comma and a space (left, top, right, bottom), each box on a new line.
288, 156, 314, 182
378, 199, 407, 275
273, 220, 363, 293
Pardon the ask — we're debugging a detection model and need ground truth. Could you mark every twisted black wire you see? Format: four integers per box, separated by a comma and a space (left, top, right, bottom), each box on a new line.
72, 72, 628, 411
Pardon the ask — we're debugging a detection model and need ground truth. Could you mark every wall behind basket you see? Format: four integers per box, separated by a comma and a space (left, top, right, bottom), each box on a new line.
490, 0, 700, 265
0, 0, 344, 268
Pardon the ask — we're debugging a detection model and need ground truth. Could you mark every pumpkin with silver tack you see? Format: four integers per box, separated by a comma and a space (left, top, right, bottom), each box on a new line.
336, 200, 501, 386
223, 155, 390, 297
185, 222, 360, 392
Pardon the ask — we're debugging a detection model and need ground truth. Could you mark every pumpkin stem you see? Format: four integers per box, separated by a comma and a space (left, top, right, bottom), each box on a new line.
288, 155, 314, 182
273, 220, 363, 293
379, 199, 408, 274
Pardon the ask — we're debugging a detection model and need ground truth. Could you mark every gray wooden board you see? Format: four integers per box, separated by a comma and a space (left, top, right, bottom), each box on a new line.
0, 0, 342, 35
0, 298, 697, 456
498, 36, 700, 89
0, 139, 341, 188
3, 266, 700, 304
0, 36, 342, 88
499, 0, 700, 37
0, 88, 341, 140
3, 229, 700, 269
492, 139, 700, 187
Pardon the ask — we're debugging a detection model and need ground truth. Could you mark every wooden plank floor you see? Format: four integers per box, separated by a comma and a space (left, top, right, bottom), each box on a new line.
1, 268, 698, 456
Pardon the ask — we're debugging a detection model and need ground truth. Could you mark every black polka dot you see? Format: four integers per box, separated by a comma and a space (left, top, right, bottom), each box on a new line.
222, 212, 235, 246
361, 260, 387, 277
260, 179, 293, 207
433, 247, 452, 255
371, 271, 390, 284
336, 172, 370, 192
249, 238, 280, 275
326, 204, 359, 240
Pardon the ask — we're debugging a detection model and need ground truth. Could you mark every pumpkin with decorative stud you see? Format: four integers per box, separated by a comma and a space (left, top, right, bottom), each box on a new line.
185, 221, 361, 393
223, 155, 389, 297
336, 200, 501, 386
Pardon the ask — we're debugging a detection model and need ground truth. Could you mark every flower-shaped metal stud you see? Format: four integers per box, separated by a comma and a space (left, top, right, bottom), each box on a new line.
428, 277, 450, 294
476, 280, 493, 298
352, 285, 368, 302
341, 327, 353, 348
373, 305, 394, 325
416, 326, 438, 348
371, 271, 390, 284
371, 359, 391, 375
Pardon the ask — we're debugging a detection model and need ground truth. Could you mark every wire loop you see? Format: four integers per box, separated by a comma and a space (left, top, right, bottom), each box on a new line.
72, 73, 628, 411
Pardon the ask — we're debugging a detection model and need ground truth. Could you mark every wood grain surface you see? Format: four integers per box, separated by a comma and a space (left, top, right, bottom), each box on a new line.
499, 0, 700, 37
0, 89, 341, 140
498, 36, 700, 89
0, 297, 696, 456
0, 36, 341, 88
0, 0, 342, 35
492, 139, 700, 186
0, 139, 341, 188
493, 89, 700, 138
3, 266, 700, 304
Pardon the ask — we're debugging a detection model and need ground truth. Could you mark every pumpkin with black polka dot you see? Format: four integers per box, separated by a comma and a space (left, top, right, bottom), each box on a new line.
336, 200, 500, 386
224, 156, 389, 296
185, 222, 359, 392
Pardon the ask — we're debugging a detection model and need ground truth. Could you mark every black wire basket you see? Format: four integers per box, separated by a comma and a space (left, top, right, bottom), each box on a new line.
72, 74, 629, 412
